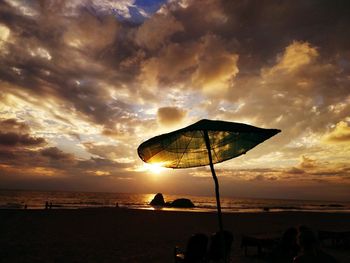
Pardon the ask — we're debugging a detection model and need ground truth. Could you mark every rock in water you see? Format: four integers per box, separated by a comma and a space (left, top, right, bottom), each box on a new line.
171, 198, 195, 208
150, 193, 165, 206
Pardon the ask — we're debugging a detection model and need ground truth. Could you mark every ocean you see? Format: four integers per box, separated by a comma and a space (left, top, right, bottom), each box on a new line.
0, 189, 349, 213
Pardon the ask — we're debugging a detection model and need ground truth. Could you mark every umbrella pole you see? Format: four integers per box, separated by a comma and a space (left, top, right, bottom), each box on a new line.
203, 130, 224, 233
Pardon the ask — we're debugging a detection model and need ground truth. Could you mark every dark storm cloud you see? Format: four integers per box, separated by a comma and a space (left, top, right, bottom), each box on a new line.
41, 146, 74, 160
0, 118, 46, 146
135, 12, 184, 50
0, 118, 30, 132
0, 132, 46, 146
218, 0, 350, 70
157, 0, 350, 73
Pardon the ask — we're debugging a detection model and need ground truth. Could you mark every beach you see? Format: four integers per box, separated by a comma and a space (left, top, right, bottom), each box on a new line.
0, 208, 349, 263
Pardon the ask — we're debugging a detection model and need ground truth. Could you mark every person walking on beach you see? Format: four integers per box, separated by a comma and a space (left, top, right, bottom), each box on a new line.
293, 226, 337, 263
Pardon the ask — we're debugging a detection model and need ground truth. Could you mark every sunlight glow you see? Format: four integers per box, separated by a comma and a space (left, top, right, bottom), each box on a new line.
144, 162, 167, 174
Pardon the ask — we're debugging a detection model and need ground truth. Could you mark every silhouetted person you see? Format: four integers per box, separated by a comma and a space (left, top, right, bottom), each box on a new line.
45, 201, 49, 209
115, 202, 119, 208
174, 233, 208, 262
271, 227, 299, 263
208, 230, 234, 262
24, 203, 27, 209
293, 226, 337, 263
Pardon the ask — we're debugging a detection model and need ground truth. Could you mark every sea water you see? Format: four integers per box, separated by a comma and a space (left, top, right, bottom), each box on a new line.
0, 189, 349, 213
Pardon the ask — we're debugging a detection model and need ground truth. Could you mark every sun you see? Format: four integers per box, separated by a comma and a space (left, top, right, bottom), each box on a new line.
144, 162, 166, 174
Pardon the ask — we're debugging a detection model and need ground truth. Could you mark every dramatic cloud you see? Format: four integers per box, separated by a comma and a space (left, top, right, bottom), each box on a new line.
323, 121, 350, 143
0, 118, 30, 133
0, 0, 349, 200
41, 147, 74, 161
0, 118, 46, 147
135, 13, 184, 50
299, 156, 318, 169
191, 35, 239, 95
0, 132, 45, 147
63, 13, 119, 52
157, 106, 186, 126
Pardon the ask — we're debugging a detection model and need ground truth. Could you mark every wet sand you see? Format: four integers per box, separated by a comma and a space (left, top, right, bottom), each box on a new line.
0, 208, 349, 262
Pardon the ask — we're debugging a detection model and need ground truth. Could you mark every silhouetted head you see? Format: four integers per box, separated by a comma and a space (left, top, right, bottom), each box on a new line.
297, 226, 317, 251
185, 233, 208, 261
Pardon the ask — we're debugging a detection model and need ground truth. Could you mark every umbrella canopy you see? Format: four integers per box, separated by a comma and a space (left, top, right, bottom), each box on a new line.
138, 119, 281, 168
138, 118, 280, 243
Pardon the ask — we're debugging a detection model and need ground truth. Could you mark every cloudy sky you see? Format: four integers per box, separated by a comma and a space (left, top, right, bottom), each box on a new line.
0, 0, 349, 201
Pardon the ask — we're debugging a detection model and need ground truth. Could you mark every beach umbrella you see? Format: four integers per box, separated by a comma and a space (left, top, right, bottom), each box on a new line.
137, 119, 280, 232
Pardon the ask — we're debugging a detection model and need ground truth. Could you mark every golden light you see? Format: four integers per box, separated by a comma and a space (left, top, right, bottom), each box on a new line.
144, 162, 167, 174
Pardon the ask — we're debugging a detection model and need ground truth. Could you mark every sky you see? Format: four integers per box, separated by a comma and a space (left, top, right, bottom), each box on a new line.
0, 0, 349, 201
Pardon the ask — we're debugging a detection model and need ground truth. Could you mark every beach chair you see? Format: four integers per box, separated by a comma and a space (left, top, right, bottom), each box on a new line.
207, 230, 234, 262
174, 233, 208, 263
318, 230, 350, 248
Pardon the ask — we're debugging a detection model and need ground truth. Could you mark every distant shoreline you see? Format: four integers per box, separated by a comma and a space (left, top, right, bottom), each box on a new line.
1, 206, 350, 215
1, 189, 350, 214
1, 188, 349, 203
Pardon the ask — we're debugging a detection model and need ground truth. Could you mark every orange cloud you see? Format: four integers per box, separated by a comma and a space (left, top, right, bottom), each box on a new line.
269, 41, 318, 73
135, 13, 184, 50
300, 155, 318, 169
191, 34, 239, 95
63, 12, 119, 51
157, 107, 187, 126
323, 121, 350, 143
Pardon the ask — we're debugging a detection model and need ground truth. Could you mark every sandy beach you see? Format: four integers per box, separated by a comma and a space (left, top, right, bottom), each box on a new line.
0, 208, 349, 262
